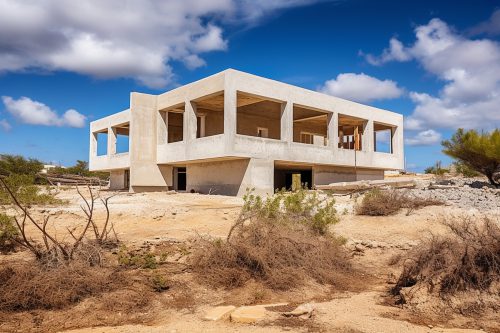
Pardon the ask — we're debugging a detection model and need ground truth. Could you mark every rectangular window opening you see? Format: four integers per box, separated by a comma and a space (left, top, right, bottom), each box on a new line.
96, 131, 108, 156
236, 92, 282, 140
192, 92, 224, 139
374, 122, 394, 154
293, 105, 328, 146
338, 114, 366, 151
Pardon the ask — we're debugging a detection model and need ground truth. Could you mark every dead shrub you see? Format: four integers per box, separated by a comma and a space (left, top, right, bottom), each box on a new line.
191, 189, 351, 290
0, 178, 118, 265
356, 188, 443, 216
0, 260, 122, 311
392, 216, 500, 301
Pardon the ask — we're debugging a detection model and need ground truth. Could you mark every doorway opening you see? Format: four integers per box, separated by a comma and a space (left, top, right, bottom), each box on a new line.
124, 169, 130, 189
274, 164, 313, 191
174, 167, 186, 191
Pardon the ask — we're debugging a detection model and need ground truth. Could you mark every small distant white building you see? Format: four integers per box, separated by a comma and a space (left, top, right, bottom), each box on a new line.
89, 69, 404, 196
41, 164, 65, 174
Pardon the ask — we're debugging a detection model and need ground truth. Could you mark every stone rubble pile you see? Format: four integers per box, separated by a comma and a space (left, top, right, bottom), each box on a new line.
409, 178, 500, 211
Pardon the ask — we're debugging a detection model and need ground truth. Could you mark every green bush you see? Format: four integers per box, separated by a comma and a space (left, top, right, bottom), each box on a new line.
242, 187, 338, 235
424, 161, 448, 175
0, 213, 18, 253
49, 160, 109, 180
117, 246, 159, 269
0, 174, 61, 205
453, 161, 480, 178
0, 154, 43, 177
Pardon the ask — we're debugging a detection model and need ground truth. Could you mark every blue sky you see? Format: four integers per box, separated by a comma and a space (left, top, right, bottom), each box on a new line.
0, 0, 499, 171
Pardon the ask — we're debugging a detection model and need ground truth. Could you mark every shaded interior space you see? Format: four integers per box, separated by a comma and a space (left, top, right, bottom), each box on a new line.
374, 122, 394, 154
114, 122, 130, 154
160, 103, 185, 143
236, 91, 282, 139
95, 130, 108, 156
124, 169, 130, 189
173, 166, 186, 191
293, 105, 328, 146
274, 163, 313, 191
338, 114, 366, 150
192, 92, 224, 138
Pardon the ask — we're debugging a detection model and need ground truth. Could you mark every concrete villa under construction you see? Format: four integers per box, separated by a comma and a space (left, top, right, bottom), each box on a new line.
89, 69, 404, 196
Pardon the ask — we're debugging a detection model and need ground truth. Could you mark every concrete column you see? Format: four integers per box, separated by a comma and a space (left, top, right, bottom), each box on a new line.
393, 125, 404, 158
327, 112, 338, 150
157, 110, 167, 145
185, 100, 197, 142
107, 127, 117, 155
199, 115, 206, 137
129, 92, 170, 191
280, 101, 293, 143
224, 78, 237, 152
364, 119, 374, 152
238, 158, 274, 197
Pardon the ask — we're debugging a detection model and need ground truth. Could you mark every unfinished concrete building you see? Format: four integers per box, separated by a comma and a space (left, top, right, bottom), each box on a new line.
89, 69, 404, 196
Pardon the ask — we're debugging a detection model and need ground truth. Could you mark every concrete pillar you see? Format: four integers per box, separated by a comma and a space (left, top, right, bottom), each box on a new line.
157, 110, 167, 145
107, 127, 117, 155
185, 100, 197, 142
199, 114, 206, 137
327, 112, 338, 149
280, 101, 293, 143
392, 125, 403, 158
224, 79, 237, 152
238, 158, 274, 197
129, 92, 170, 191
364, 119, 374, 152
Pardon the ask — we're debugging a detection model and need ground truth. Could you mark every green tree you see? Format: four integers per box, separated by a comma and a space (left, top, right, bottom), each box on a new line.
442, 128, 500, 187
0, 154, 43, 176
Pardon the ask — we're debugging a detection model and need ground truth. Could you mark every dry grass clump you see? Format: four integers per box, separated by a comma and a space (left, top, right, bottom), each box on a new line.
392, 217, 500, 302
0, 260, 122, 311
191, 188, 352, 290
356, 188, 443, 216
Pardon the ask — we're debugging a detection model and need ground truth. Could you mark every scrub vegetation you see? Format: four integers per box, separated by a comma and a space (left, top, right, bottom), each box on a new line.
191, 188, 352, 290
355, 188, 443, 216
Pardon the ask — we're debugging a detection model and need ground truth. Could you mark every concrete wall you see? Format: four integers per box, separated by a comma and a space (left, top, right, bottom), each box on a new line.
109, 170, 126, 190
313, 165, 384, 185
129, 93, 172, 192
187, 158, 274, 196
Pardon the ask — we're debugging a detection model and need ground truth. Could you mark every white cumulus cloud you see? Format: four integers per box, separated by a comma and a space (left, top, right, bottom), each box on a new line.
0, 0, 323, 88
2, 96, 86, 128
318, 73, 403, 103
405, 129, 442, 146
364, 16, 500, 132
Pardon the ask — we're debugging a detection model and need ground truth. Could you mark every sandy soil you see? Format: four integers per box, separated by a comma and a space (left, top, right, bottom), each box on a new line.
1, 184, 499, 333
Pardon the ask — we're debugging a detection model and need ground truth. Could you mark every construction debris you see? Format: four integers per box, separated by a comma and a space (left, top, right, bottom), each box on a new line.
316, 178, 416, 193
42, 173, 108, 187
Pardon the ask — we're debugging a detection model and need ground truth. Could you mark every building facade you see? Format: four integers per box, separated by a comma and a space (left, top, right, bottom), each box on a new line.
89, 69, 404, 196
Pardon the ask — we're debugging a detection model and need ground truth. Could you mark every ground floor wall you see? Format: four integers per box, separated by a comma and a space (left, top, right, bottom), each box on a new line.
313, 165, 384, 185
186, 158, 274, 196
109, 170, 126, 190
120, 159, 385, 196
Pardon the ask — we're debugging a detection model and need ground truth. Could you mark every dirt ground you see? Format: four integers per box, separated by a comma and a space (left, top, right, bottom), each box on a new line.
1, 180, 499, 333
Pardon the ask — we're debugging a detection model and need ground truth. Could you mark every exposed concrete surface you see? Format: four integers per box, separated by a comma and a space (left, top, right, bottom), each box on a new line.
89, 69, 404, 196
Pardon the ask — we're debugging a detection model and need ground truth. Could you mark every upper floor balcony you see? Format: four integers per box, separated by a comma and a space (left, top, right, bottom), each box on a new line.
90, 69, 404, 172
